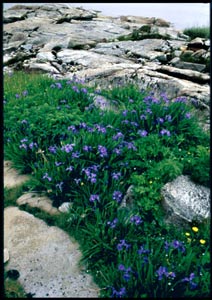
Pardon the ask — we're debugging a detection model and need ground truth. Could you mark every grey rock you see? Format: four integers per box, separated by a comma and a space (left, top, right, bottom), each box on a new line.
161, 175, 210, 224
58, 202, 72, 213
172, 60, 206, 72
4, 206, 99, 297
4, 161, 30, 188
17, 192, 60, 216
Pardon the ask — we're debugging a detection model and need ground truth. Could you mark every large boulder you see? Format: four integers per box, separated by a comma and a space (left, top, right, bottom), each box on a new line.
161, 175, 210, 225
4, 206, 99, 297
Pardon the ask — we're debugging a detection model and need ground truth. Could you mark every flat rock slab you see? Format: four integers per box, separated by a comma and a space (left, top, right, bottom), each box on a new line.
4, 206, 99, 297
4, 161, 30, 188
17, 192, 60, 216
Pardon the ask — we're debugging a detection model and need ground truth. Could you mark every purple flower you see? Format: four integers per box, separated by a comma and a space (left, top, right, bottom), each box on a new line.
156, 266, 176, 281
68, 125, 78, 133
20, 138, 28, 143
79, 122, 87, 129
112, 172, 121, 180
182, 273, 197, 289
118, 264, 125, 271
130, 215, 143, 225
19, 144, 27, 150
124, 142, 137, 151
56, 181, 63, 192
48, 145, 57, 154
122, 119, 129, 125
66, 165, 74, 172
160, 129, 171, 136
112, 191, 123, 203
15, 94, 20, 98
137, 245, 150, 255
137, 129, 148, 137
61, 143, 75, 153
95, 124, 107, 134
74, 178, 81, 184
185, 112, 191, 119
131, 121, 138, 127
42, 173, 52, 182
83, 145, 93, 152
129, 98, 134, 103
171, 240, 186, 253
113, 147, 123, 155
55, 82, 62, 89
29, 142, 38, 150
89, 194, 100, 202
98, 145, 108, 158
55, 161, 63, 167
72, 151, 80, 158
112, 132, 124, 141
174, 96, 187, 103
81, 87, 88, 93
165, 115, 172, 122
72, 85, 79, 93
107, 218, 118, 228
146, 108, 152, 114
21, 119, 28, 124
22, 90, 28, 96
122, 110, 128, 116
156, 266, 168, 280
117, 239, 131, 251
140, 114, 147, 120
156, 117, 164, 124
111, 287, 126, 298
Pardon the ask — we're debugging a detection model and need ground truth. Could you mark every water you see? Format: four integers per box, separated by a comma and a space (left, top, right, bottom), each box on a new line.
3, 2, 210, 30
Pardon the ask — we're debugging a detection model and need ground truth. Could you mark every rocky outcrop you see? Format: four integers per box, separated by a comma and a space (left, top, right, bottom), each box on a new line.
4, 206, 99, 297
161, 175, 210, 226
3, 3, 210, 126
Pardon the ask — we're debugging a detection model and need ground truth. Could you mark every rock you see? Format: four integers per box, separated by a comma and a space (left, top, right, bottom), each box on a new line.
4, 161, 30, 188
170, 60, 206, 72
158, 65, 210, 84
119, 185, 135, 208
161, 175, 210, 224
3, 4, 210, 128
58, 202, 72, 213
187, 37, 204, 51
4, 206, 99, 297
16, 192, 60, 216
4, 248, 9, 263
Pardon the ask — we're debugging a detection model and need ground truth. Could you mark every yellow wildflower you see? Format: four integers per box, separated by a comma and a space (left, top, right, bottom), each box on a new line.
185, 232, 190, 237
200, 239, 206, 245
149, 180, 153, 184
80, 182, 84, 186
192, 226, 199, 232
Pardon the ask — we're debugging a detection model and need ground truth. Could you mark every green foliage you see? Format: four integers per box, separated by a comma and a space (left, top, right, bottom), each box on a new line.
4, 278, 27, 298
3, 71, 210, 298
183, 26, 210, 40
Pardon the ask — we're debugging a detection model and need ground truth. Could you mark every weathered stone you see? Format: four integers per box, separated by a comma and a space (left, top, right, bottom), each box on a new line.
4, 161, 30, 189
4, 248, 9, 264
16, 192, 60, 216
58, 202, 72, 213
4, 206, 99, 297
161, 175, 210, 224
171, 60, 206, 72
3, 3, 210, 127
187, 37, 204, 51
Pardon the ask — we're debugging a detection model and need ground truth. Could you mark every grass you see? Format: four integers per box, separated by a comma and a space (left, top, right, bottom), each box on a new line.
183, 26, 210, 40
3, 70, 210, 298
